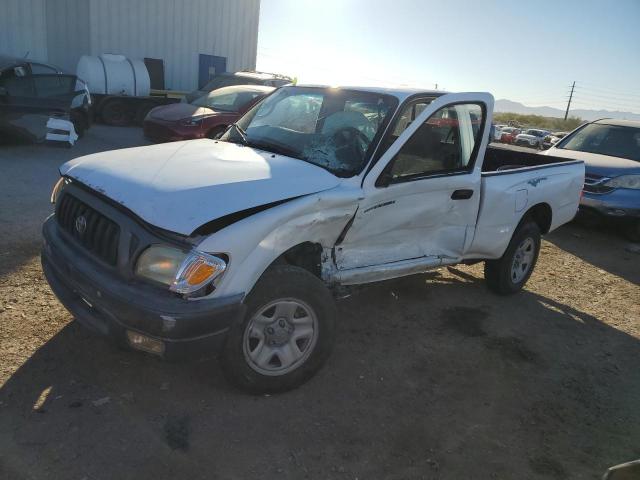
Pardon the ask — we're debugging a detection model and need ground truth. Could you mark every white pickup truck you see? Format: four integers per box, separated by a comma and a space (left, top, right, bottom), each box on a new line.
42, 86, 584, 392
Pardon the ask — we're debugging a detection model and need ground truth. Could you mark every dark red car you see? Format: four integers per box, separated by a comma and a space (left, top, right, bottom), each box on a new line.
143, 85, 274, 142
499, 126, 521, 144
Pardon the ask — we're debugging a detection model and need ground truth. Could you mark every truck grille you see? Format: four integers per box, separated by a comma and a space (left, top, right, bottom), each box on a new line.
56, 193, 120, 265
583, 173, 614, 194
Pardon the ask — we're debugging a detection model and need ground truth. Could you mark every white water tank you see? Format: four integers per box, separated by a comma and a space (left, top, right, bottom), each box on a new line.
77, 54, 151, 97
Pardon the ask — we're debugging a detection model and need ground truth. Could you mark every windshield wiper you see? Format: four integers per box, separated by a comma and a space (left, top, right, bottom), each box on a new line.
228, 123, 249, 145
249, 140, 302, 159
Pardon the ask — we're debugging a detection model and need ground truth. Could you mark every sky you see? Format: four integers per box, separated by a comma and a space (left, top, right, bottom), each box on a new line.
256, 0, 640, 114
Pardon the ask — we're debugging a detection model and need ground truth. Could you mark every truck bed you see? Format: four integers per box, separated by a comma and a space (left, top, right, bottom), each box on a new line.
482, 145, 578, 174
464, 145, 585, 260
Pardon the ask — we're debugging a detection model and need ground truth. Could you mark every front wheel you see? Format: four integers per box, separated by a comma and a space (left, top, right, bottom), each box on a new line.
484, 221, 541, 295
221, 265, 336, 393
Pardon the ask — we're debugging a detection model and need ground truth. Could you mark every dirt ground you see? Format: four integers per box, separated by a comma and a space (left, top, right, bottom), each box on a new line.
1, 129, 639, 479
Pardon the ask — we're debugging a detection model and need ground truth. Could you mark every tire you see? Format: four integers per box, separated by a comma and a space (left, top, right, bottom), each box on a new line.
220, 265, 337, 394
101, 99, 134, 126
484, 221, 541, 295
206, 125, 227, 139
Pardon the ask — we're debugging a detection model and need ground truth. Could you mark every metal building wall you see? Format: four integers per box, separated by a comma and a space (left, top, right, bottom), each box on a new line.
45, 0, 90, 73
0, 0, 48, 62
87, 0, 260, 91
1, 0, 260, 90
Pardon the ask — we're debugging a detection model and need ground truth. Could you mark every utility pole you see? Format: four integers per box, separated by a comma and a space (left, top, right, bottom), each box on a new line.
565, 81, 576, 120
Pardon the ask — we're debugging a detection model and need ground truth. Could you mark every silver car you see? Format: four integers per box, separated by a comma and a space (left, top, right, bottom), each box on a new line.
515, 128, 549, 149
545, 119, 640, 240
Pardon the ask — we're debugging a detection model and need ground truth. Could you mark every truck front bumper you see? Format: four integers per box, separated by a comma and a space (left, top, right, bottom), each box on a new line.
42, 216, 246, 360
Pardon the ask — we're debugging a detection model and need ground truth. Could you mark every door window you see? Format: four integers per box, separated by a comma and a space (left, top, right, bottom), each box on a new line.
30, 63, 59, 74
392, 100, 433, 136
386, 103, 484, 181
0, 76, 36, 97
31, 75, 75, 97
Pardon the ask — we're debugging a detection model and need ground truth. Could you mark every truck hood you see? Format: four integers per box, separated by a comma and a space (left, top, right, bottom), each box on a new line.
545, 148, 640, 177
60, 139, 341, 235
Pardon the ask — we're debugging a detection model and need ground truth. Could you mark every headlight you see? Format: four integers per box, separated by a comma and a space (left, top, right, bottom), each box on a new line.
604, 175, 640, 190
50, 177, 66, 204
135, 245, 227, 294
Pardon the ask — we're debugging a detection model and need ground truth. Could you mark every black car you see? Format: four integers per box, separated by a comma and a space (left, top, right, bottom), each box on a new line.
0, 55, 92, 143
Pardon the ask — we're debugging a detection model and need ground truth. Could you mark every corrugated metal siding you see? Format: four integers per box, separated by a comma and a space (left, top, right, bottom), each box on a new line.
0, 0, 48, 62
46, 0, 90, 73
87, 0, 260, 91
0, 0, 258, 90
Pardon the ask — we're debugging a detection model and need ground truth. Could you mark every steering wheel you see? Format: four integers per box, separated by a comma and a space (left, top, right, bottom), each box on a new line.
331, 126, 370, 163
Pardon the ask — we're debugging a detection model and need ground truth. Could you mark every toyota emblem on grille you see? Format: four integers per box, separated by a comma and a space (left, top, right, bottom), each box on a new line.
75, 215, 87, 235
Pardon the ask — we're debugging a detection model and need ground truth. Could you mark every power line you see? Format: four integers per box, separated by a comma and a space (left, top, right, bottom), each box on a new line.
570, 92, 640, 109
575, 83, 640, 99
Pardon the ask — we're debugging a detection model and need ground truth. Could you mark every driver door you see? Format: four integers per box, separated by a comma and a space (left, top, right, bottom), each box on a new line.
334, 93, 492, 277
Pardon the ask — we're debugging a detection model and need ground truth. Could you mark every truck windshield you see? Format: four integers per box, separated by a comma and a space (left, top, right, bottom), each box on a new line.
220, 86, 398, 177
558, 123, 640, 162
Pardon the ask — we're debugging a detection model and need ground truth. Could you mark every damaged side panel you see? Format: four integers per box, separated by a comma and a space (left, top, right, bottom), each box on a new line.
196, 187, 361, 298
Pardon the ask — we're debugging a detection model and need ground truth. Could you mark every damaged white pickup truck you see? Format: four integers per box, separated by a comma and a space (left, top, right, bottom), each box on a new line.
43, 86, 584, 392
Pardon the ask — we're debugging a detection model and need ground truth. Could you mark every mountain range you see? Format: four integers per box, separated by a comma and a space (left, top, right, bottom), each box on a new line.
495, 99, 640, 122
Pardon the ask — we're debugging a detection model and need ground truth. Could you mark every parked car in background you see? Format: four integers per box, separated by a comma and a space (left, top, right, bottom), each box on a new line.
43, 86, 583, 393
494, 124, 506, 141
184, 71, 292, 104
515, 128, 549, 148
499, 126, 521, 144
542, 131, 567, 150
0, 55, 92, 143
143, 85, 274, 142
546, 119, 640, 240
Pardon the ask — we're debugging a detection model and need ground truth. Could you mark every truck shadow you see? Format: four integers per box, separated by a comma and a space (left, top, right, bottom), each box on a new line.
546, 222, 639, 285
1, 269, 639, 479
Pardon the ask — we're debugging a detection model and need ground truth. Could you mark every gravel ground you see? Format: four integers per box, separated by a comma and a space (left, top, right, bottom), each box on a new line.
0, 129, 639, 479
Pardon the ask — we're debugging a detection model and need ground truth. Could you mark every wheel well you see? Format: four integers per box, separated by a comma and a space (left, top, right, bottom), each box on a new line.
271, 242, 323, 278
523, 203, 552, 234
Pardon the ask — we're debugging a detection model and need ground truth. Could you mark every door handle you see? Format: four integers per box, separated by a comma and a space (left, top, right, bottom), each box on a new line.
451, 189, 474, 200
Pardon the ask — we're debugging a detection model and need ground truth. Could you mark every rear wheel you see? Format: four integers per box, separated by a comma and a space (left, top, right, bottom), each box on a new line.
484, 221, 541, 295
221, 265, 336, 393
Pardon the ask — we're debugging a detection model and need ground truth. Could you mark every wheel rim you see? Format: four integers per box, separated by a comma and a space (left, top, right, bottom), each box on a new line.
511, 237, 535, 284
243, 298, 318, 376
